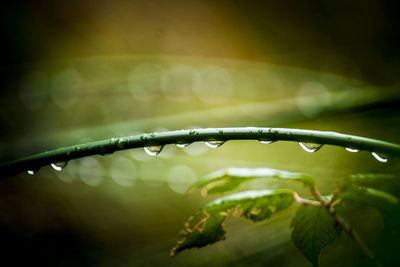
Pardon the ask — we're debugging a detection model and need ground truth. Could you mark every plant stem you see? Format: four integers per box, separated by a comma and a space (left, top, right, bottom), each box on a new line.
293, 192, 322, 207
330, 208, 381, 266
311, 187, 381, 267
2, 127, 400, 177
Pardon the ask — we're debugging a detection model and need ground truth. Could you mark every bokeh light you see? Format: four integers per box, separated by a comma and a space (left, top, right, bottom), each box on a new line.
1, 1, 400, 266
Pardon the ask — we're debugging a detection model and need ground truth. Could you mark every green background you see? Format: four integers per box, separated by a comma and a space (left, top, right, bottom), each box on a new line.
1, 1, 400, 266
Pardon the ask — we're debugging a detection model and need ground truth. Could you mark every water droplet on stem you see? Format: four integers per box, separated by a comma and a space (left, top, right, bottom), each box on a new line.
205, 140, 225, 148
259, 140, 274, 144
371, 152, 388, 163
298, 142, 323, 152
51, 161, 68, 171
144, 145, 164, 156
176, 143, 191, 148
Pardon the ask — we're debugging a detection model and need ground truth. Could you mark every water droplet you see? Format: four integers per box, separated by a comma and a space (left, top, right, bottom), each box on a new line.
298, 142, 323, 152
51, 161, 68, 171
371, 152, 388, 163
345, 147, 359, 153
176, 143, 191, 148
205, 140, 225, 148
144, 145, 164, 156
259, 140, 274, 144
27, 170, 35, 175
56, 160, 77, 183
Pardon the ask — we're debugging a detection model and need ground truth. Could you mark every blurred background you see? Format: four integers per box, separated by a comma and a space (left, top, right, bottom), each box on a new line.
1, 0, 400, 266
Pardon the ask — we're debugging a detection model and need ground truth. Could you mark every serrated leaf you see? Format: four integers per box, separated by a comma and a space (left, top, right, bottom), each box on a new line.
170, 211, 226, 257
190, 168, 315, 196
338, 185, 398, 208
291, 205, 342, 267
171, 189, 294, 256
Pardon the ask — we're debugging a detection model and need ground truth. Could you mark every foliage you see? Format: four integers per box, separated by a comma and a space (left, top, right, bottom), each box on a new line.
190, 167, 315, 196
172, 167, 400, 267
290, 204, 343, 267
2, 127, 400, 265
171, 189, 294, 256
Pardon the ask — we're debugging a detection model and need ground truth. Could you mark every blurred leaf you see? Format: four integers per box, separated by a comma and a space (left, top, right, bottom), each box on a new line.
337, 173, 400, 194
171, 189, 294, 256
291, 204, 343, 267
337, 185, 398, 208
190, 167, 315, 196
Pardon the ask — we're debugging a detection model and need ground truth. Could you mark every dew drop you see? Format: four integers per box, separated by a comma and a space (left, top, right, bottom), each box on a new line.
144, 145, 164, 156
205, 140, 225, 148
51, 161, 68, 171
259, 140, 274, 144
371, 152, 388, 163
27, 170, 35, 175
345, 147, 359, 153
298, 142, 323, 152
176, 143, 191, 148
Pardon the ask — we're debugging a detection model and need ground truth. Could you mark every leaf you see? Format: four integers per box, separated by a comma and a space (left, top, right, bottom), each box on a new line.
337, 185, 398, 208
170, 211, 226, 257
171, 189, 294, 256
205, 189, 295, 221
190, 167, 315, 196
291, 205, 342, 267
337, 173, 399, 192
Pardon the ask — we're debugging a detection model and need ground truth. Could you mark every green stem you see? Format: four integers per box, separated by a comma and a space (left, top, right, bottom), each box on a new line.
293, 192, 322, 207
2, 127, 400, 177
311, 187, 381, 267
330, 209, 381, 266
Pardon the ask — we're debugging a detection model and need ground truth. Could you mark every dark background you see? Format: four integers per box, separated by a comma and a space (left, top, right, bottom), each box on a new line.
1, 1, 400, 266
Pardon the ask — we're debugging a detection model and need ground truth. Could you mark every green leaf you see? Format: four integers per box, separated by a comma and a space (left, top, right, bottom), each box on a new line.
205, 189, 295, 221
337, 173, 399, 192
171, 189, 294, 256
170, 211, 226, 257
338, 185, 398, 208
190, 168, 315, 196
291, 205, 342, 267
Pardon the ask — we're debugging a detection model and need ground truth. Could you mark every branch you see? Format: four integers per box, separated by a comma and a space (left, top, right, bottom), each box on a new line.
1, 127, 400, 177
293, 192, 322, 207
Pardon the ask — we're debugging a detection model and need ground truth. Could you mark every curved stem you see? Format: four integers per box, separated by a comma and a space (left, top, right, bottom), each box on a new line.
2, 127, 400, 177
